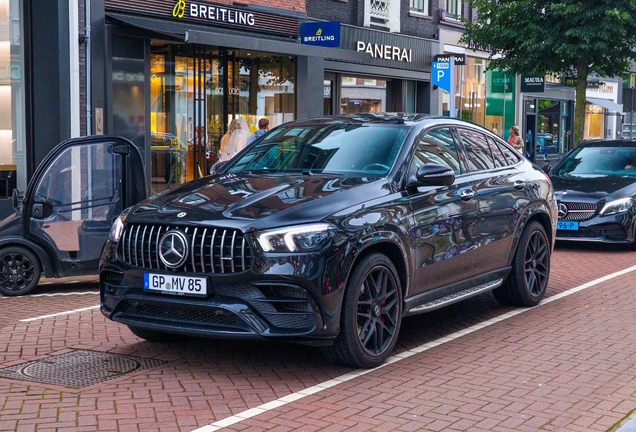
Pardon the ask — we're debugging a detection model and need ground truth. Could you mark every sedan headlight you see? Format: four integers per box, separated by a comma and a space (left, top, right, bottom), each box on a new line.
108, 208, 132, 242
600, 197, 633, 216
256, 223, 337, 253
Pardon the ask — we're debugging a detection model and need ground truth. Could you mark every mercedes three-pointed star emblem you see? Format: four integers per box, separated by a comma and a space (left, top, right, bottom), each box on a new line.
159, 230, 189, 268
557, 203, 569, 219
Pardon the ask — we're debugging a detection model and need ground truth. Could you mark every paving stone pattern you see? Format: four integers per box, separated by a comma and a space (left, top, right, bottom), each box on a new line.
1, 243, 636, 431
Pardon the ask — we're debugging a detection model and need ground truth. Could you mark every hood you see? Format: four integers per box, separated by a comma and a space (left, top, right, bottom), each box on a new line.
551, 175, 636, 201
130, 173, 390, 230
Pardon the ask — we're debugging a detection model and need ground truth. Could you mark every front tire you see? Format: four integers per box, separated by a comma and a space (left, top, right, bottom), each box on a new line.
0, 246, 42, 296
321, 253, 402, 368
493, 221, 550, 306
128, 325, 183, 343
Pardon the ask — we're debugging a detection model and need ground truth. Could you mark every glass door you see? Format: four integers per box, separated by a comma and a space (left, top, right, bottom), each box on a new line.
149, 44, 221, 193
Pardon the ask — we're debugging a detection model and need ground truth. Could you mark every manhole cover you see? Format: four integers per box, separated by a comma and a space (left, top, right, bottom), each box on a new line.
0, 350, 167, 388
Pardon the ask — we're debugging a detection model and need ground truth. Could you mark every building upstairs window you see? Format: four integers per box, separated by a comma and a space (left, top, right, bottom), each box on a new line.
410, 0, 430, 15
444, 0, 463, 20
364, 0, 401, 32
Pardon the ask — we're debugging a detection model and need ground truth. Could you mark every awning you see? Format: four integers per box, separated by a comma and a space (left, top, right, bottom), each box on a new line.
587, 97, 624, 115
106, 12, 367, 62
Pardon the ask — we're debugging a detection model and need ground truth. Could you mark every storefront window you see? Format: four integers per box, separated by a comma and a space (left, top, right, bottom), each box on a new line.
340, 76, 387, 114
143, 44, 296, 193
537, 100, 559, 138
0, 0, 25, 196
585, 104, 605, 140
231, 51, 295, 137
454, 57, 486, 126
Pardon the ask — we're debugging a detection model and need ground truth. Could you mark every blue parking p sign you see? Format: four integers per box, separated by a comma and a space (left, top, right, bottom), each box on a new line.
432, 61, 451, 92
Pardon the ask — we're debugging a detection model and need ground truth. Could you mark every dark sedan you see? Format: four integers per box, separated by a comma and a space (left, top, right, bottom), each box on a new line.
100, 114, 557, 368
549, 139, 636, 246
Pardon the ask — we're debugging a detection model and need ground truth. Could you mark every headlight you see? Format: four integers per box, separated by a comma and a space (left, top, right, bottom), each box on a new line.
108, 208, 132, 242
256, 223, 337, 253
600, 197, 633, 216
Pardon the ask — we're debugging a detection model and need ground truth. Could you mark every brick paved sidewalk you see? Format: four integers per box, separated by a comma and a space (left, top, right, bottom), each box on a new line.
222, 268, 636, 432
1, 246, 636, 431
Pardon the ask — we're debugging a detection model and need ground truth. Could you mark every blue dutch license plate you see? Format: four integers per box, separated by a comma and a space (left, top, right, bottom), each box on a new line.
144, 273, 207, 297
557, 221, 579, 231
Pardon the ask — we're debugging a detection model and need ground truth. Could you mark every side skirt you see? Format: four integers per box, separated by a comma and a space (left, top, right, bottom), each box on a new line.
404, 268, 510, 316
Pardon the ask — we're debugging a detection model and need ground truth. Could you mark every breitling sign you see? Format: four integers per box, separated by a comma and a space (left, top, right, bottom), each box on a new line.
105, 0, 299, 37
173, 0, 256, 26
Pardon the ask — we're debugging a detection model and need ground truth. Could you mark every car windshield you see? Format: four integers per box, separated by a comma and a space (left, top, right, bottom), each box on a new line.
553, 146, 636, 177
225, 123, 409, 177
537, 136, 553, 147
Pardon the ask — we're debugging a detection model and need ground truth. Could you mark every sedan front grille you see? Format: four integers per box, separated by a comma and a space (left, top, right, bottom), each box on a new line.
559, 201, 597, 221
119, 224, 254, 274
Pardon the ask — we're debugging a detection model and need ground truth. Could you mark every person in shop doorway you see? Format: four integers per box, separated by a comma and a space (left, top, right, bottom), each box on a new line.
219, 118, 249, 162
247, 118, 270, 145
508, 125, 525, 155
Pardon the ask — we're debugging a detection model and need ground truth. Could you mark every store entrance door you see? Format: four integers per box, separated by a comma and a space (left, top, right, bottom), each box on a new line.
148, 43, 223, 194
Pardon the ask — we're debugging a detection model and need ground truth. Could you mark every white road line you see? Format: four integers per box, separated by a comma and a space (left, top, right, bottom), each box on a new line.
20, 305, 100, 322
0, 291, 99, 299
191, 264, 636, 432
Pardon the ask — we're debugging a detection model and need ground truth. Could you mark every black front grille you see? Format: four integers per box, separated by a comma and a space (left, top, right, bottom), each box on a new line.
119, 224, 254, 274
559, 201, 598, 221
116, 300, 248, 328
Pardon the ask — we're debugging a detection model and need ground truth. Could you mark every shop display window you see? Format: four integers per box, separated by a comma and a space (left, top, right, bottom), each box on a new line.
340, 76, 387, 114
585, 104, 605, 140
0, 0, 25, 196
142, 43, 296, 193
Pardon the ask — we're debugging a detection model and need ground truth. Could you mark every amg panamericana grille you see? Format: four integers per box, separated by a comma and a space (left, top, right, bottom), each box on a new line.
119, 224, 253, 274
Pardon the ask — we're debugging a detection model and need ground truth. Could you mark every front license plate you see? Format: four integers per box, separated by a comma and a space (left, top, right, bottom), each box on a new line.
144, 273, 208, 297
557, 221, 579, 231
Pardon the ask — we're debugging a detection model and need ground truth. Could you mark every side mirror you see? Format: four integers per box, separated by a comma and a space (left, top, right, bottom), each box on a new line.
542, 164, 552, 174
11, 188, 19, 209
407, 163, 455, 188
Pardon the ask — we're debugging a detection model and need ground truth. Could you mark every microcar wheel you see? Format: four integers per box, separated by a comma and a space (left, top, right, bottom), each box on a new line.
493, 221, 550, 307
128, 325, 184, 343
321, 253, 402, 368
0, 246, 42, 296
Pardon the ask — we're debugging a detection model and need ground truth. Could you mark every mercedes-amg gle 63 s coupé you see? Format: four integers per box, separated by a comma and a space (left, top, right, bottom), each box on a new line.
100, 114, 557, 368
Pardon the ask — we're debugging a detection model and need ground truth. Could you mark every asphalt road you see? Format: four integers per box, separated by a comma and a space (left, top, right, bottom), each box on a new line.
2, 241, 636, 431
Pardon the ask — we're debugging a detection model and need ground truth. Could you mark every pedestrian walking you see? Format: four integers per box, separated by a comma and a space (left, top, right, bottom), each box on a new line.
508, 125, 525, 154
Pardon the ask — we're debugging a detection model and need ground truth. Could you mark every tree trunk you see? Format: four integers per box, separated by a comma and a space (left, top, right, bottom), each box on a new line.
573, 60, 589, 147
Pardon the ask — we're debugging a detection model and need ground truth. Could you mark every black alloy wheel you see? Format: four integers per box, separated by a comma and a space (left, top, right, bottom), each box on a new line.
0, 246, 42, 296
493, 221, 550, 307
321, 253, 402, 368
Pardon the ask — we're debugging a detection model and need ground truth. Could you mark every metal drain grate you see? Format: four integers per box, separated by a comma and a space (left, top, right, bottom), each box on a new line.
0, 350, 166, 388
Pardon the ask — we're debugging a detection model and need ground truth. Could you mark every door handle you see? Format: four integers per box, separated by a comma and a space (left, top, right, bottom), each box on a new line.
459, 189, 475, 201
514, 180, 525, 190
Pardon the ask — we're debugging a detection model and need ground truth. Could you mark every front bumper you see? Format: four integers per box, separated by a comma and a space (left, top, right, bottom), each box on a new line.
556, 212, 635, 244
100, 240, 349, 344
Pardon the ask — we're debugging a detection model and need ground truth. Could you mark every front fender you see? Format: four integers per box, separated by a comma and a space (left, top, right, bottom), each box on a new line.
508, 202, 556, 265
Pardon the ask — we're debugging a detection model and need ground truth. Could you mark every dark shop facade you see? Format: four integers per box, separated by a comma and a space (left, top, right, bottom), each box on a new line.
1, 0, 435, 218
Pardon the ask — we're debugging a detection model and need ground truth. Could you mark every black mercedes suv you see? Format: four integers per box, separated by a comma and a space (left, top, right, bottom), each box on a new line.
100, 114, 557, 368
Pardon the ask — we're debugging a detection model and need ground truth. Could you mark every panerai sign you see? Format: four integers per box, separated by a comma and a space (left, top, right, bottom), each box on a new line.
173, 0, 255, 26
356, 41, 412, 63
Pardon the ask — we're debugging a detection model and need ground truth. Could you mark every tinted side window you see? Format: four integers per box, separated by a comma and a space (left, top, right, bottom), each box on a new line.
497, 139, 521, 165
486, 136, 508, 167
458, 128, 496, 171
412, 127, 462, 174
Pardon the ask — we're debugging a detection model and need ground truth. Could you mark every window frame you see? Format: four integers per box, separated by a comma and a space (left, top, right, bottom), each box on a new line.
444, 0, 463, 20
409, 0, 430, 15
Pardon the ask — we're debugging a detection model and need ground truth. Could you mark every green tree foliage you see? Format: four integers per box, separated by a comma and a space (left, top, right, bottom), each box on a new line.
460, 0, 636, 146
